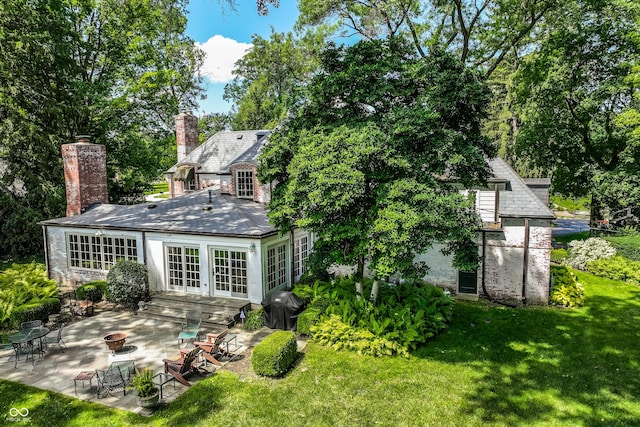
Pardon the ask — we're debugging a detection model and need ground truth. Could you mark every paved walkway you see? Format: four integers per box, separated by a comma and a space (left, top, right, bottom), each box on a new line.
0, 308, 273, 415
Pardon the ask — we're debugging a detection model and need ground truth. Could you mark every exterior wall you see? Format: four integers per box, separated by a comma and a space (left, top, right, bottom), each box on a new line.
62, 142, 108, 217
220, 175, 231, 194
43, 225, 143, 289
414, 222, 551, 305
198, 173, 219, 190
145, 232, 264, 303
229, 163, 265, 203
260, 233, 292, 297
175, 111, 198, 163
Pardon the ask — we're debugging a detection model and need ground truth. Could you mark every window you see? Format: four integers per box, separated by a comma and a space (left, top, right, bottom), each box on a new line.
267, 243, 287, 291
213, 249, 247, 296
68, 233, 137, 270
166, 245, 200, 291
236, 170, 254, 198
293, 235, 309, 281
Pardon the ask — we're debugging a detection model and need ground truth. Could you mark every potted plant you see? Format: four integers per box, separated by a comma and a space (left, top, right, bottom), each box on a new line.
129, 368, 160, 408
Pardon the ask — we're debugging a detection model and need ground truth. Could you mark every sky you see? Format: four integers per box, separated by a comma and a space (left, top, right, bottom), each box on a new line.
185, 0, 300, 115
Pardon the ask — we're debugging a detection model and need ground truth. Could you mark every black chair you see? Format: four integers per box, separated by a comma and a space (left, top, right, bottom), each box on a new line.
43, 324, 66, 353
96, 367, 127, 398
20, 320, 43, 331
11, 342, 35, 368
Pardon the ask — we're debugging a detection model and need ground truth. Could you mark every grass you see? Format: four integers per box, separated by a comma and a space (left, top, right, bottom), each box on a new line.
2, 273, 639, 426
144, 181, 169, 196
552, 231, 590, 244
550, 195, 590, 212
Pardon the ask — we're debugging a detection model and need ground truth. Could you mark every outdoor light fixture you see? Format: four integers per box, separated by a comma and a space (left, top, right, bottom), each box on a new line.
249, 243, 256, 253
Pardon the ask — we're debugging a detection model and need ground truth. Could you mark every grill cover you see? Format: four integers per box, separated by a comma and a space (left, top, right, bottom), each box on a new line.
261, 291, 306, 330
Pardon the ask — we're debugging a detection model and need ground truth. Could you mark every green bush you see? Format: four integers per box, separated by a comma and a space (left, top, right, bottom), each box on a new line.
10, 297, 61, 328
0, 263, 58, 328
550, 265, 584, 307
297, 306, 322, 336
244, 308, 264, 331
106, 260, 149, 309
312, 315, 408, 357
604, 235, 640, 261
76, 281, 107, 302
550, 248, 568, 264
587, 256, 640, 285
251, 330, 298, 377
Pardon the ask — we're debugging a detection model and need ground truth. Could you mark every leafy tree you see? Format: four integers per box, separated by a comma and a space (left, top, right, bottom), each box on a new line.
259, 38, 494, 290
296, 0, 558, 78
514, 0, 640, 222
224, 29, 319, 130
0, 0, 203, 258
198, 113, 232, 142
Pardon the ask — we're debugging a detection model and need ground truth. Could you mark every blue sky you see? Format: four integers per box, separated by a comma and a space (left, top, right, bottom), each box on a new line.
185, 0, 300, 115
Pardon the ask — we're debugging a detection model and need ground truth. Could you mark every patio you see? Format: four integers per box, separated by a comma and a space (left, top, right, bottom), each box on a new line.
0, 308, 273, 415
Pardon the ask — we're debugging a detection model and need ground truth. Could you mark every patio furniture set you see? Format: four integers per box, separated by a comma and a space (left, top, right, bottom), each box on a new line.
7, 320, 67, 368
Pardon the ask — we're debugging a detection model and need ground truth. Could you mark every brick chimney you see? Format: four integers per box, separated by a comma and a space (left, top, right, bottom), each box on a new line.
61, 136, 108, 217
175, 109, 198, 163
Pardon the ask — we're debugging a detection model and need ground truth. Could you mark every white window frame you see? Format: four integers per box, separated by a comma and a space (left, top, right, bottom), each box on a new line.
293, 235, 309, 282
165, 244, 200, 293
267, 242, 288, 291
236, 170, 254, 198
211, 248, 248, 297
67, 233, 137, 271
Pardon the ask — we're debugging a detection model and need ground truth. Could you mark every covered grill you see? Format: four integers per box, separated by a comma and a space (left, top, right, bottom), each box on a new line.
261, 291, 306, 330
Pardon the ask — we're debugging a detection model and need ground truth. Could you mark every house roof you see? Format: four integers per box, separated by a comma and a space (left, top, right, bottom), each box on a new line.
166, 130, 270, 175
40, 189, 278, 238
488, 158, 555, 220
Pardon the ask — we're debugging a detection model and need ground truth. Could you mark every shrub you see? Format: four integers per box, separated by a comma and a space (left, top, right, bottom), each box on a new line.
550, 248, 568, 264
550, 265, 584, 307
587, 256, 640, 285
0, 263, 58, 328
252, 330, 298, 377
604, 235, 640, 261
567, 238, 616, 270
106, 260, 149, 309
312, 315, 408, 357
244, 308, 264, 331
297, 306, 322, 336
76, 281, 107, 302
10, 297, 61, 328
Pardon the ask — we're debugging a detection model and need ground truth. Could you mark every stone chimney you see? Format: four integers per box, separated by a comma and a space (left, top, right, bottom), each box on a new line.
175, 109, 198, 163
61, 136, 108, 217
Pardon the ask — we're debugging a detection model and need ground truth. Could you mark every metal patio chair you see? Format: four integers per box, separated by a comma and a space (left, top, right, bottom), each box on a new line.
177, 311, 201, 347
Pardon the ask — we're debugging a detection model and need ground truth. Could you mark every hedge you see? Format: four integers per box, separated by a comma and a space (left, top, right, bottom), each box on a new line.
10, 297, 61, 328
252, 330, 297, 377
76, 281, 108, 302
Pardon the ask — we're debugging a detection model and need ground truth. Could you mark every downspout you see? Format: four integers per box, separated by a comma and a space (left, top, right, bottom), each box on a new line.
522, 218, 530, 305
42, 225, 51, 280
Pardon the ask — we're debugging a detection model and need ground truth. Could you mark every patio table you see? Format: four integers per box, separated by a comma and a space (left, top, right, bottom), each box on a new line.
9, 327, 50, 365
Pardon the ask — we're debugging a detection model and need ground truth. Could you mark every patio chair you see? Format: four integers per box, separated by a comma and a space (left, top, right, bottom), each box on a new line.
193, 329, 228, 367
43, 324, 66, 353
162, 346, 202, 387
177, 311, 201, 347
96, 367, 127, 398
20, 320, 43, 330
11, 342, 35, 368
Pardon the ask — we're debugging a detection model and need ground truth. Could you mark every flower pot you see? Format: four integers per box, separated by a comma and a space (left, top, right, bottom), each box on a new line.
103, 333, 127, 352
137, 390, 160, 408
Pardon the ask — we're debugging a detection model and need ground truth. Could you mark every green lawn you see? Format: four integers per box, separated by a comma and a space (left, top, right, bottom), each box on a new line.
2, 273, 639, 426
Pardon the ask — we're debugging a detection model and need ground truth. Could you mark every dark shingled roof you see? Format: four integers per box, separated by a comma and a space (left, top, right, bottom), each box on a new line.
40, 189, 277, 238
488, 158, 555, 220
166, 130, 270, 174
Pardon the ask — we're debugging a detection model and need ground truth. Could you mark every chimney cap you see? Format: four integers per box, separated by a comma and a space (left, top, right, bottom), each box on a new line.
75, 135, 91, 144
178, 107, 193, 115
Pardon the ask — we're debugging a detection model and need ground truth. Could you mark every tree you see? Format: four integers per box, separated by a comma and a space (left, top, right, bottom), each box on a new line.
295, 0, 558, 78
258, 38, 494, 289
198, 113, 232, 142
0, 0, 204, 258
513, 0, 640, 222
224, 29, 319, 130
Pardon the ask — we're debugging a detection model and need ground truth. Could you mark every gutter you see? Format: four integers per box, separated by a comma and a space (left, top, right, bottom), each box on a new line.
42, 225, 51, 280
522, 218, 530, 304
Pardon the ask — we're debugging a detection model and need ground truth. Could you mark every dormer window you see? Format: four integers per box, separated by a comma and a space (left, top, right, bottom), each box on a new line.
236, 170, 254, 198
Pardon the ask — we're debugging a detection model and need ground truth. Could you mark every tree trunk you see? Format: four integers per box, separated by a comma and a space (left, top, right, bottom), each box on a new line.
355, 258, 365, 298
369, 279, 380, 304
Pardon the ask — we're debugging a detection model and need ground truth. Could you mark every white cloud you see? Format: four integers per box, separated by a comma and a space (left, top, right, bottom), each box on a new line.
197, 35, 252, 84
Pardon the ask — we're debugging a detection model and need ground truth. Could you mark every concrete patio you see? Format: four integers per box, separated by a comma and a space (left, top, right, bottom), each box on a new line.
0, 308, 274, 415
